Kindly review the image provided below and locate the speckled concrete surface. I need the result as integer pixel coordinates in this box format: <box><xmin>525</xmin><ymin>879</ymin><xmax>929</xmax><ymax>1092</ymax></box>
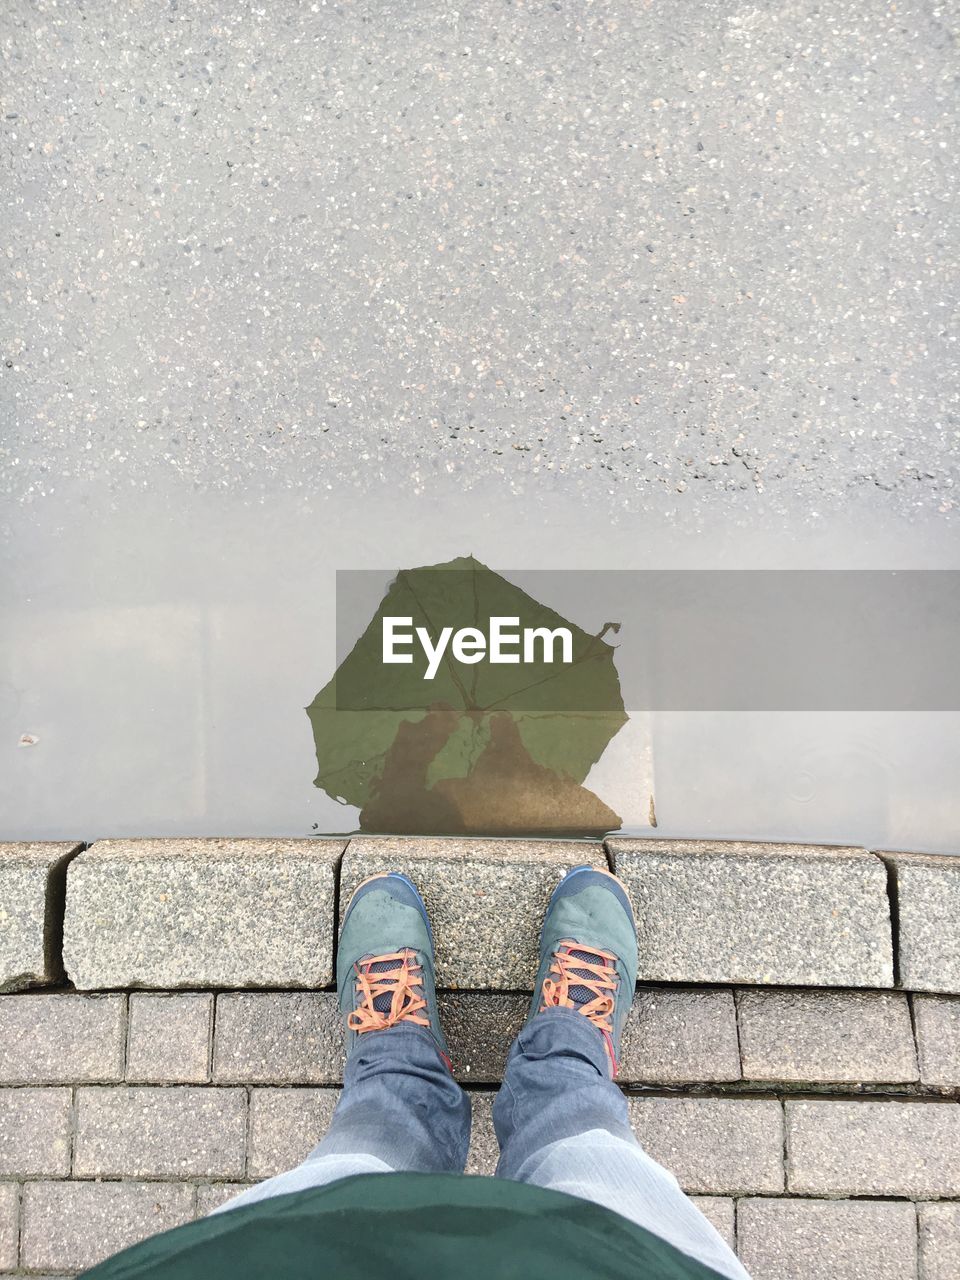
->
<box><xmin>913</xmin><ymin>994</ymin><xmax>960</xmax><ymax>1088</ymax></box>
<box><xmin>73</xmin><ymin>1085</ymin><xmax>247</xmax><ymax>1179</ymax></box>
<box><xmin>919</xmin><ymin>1203</ymin><xmax>960</xmax><ymax>1280</ymax></box>
<box><xmin>62</xmin><ymin>838</ymin><xmax>345</xmax><ymax>989</ymax></box>
<box><xmin>126</xmin><ymin>992</ymin><xmax>213</xmax><ymax>1084</ymax></box>
<box><xmin>247</xmin><ymin>1087</ymin><xmax>339</xmax><ymax>1180</ymax></box>
<box><xmin>736</xmin><ymin>988</ymin><xmax>918</xmax><ymax>1084</ymax></box>
<box><xmin>0</xmin><ymin>841</ymin><xmax>80</xmax><ymax>992</ymax></box>
<box><xmin>212</xmin><ymin>992</ymin><xmax>346</xmax><ymax>1084</ymax></box>
<box><xmin>0</xmin><ymin>1086</ymin><xmax>72</xmax><ymax>1176</ymax></box>
<box><xmin>628</xmin><ymin>1095</ymin><xmax>785</xmax><ymax>1194</ymax></box>
<box><xmin>1</xmin><ymin>0</ymin><xmax>957</xmax><ymax>520</ymax></box>
<box><xmin>882</xmin><ymin>851</ymin><xmax>960</xmax><ymax>993</ymax></box>
<box><xmin>786</xmin><ymin>1097</ymin><xmax>960</xmax><ymax>1197</ymax></box>
<box><xmin>619</xmin><ymin>986</ymin><xmax>741</xmax><ymax>1084</ymax></box>
<box><xmin>439</xmin><ymin>991</ymin><xmax>527</xmax><ymax>1081</ymax></box>
<box><xmin>0</xmin><ymin>993</ymin><xmax>126</xmax><ymax>1084</ymax></box>
<box><xmin>738</xmin><ymin>1198</ymin><xmax>918</xmax><ymax>1280</ymax></box>
<box><xmin>340</xmin><ymin>836</ymin><xmax>606</xmax><ymax>988</ymax></box>
<box><xmin>609</xmin><ymin>838</ymin><xmax>894</xmax><ymax>987</ymax></box>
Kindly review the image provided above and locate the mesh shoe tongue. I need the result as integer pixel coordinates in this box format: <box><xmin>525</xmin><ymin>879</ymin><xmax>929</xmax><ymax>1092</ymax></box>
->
<box><xmin>567</xmin><ymin>947</ymin><xmax>605</xmax><ymax>1006</ymax></box>
<box><xmin>368</xmin><ymin>958</ymin><xmax>400</xmax><ymax>1014</ymax></box>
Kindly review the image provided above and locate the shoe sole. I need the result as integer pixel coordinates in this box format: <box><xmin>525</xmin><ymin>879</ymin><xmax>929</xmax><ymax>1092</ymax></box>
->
<box><xmin>343</xmin><ymin>871</ymin><xmax>436</xmax><ymax>950</ymax></box>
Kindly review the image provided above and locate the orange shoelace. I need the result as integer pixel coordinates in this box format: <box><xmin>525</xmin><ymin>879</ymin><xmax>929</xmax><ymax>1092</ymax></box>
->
<box><xmin>347</xmin><ymin>949</ymin><xmax>431</xmax><ymax>1034</ymax></box>
<box><xmin>540</xmin><ymin>941</ymin><xmax>620</xmax><ymax>1071</ymax></box>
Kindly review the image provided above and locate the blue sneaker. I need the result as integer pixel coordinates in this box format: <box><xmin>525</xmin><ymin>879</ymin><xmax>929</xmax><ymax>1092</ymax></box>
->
<box><xmin>528</xmin><ymin>865</ymin><xmax>638</xmax><ymax>1076</ymax></box>
<box><xmin>336</xmin><ymin>872</ymin><xmax>451</xmax><ymax>1067</ymax></box>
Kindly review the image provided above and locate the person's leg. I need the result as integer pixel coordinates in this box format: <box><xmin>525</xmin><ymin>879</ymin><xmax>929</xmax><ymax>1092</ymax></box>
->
<box><xmin>493</xmin><ymin>867</ymin><xmax>750</xmax><ymax>1280</ymax></box>
<box><xmin>494</xmin><ymin>1008</ymin><xmax>750</xmax><ymax>1280</ymax></box>
<box><xmin>212</xmin><ymin>873</ymin><xmax>471</xmax><ymax>1216</ymax></box>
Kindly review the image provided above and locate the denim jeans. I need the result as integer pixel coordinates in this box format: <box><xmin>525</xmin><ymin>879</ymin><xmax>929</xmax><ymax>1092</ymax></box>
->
<box><xmin>214</xmin><ymin>1008</ymin><xmax>750</xmax><ymax>1280</ymax></box>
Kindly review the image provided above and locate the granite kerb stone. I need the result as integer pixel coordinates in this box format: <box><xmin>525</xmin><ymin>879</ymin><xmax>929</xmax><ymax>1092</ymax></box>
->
<box><xmin>0</xmin><ymin>841</ymin><xmax>84</xmax><ymax>993</ymax></box>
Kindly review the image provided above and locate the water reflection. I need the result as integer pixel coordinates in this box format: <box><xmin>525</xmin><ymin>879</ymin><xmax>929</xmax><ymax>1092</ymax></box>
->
<box><xmin>307</xmin><ymin>557</ymin><xmax>626</xmax><ymax>836</ymax></box>
<box><xmin>1</xmin><ymin>482</ymin><xmax>958</xmax><ymax>852</ymax></box>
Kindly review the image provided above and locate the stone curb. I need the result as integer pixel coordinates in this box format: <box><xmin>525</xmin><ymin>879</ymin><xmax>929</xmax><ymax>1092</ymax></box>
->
<box><xmin>339</xmin><ymin>836</ymin><xmax>607</xmax><ymax>990</ymax></box>
<box><xmin>62</xmin><ymin>838</ymin><xmax>345</xmax><ymax>990</ymax></box>
<box><xmin>1</xmin><ymin>837</ymin><xmax>958</xmax><ymax>997</ymax></box>
<box><xmin>607</xmin><ymin>839</ymin><xmax>894</xmax><ymax>988</ymax></box>
<box><xmin>0</xmin><ymin>843</ymin><xmax>82</xmax><ymax>993</ymax></box>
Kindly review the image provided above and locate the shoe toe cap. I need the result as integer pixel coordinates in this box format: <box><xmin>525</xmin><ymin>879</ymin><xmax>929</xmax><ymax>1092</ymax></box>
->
<box><xmin>347</xmin><ymin>871</ymin><xmax>427</xmax><ymax>918</ymax></box>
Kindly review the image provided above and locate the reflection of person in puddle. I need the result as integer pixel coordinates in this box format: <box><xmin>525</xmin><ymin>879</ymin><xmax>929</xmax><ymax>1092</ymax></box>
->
<box><xmin>361</xmin><ymin>703</ymin><xmax>622</xmax><ymax>836</ymax></box>
<box><xmin>86</xmin><ymin>868</ymin><xmax>751</xmax><ymax>1280</ymax></box>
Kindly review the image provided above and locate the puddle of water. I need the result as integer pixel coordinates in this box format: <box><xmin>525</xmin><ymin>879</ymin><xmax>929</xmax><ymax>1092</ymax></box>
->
<box><xmin>643</xmin><ymin>710</ymin><xmax>960</xmax><ymax>852</ymax></box>
<box><xmin>2</xmin><ymin>478</ymin><xmax>958</xmax><ymax>852</ymax></box>
<box><xmin>3</xmin><ymin>0</ymin><xmax>958</xmax><ymax>851</ymax></box>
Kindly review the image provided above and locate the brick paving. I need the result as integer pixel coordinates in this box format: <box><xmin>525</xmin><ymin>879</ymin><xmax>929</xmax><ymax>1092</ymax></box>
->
<box><xmin>620</xmin><ymin>988</ymin><xmax>741</xmax><ymax>1084</ymax></box>
<box><xmin>0</xmin><ymin>1090</ymin><xmax>72</xmax><ymax>1178</ymax></box>
<box><xmin>212</xmin><ymin>993</ymin><xmax>344</xmax><ymax>1084</ymax></box>
<box><xmin>882</xmin><ymin>853</ymin><xmax>960</xmax><ymax>994</ymax></box>
<box><xmin>736</xmin><ymin>989</ymin><xmax>918</xmax><ymax>1085</ymax></box>
<box><xmin>919</xmin><ymin>1203</ymin><xmax>960</xmax><ymax>1280</ymax></box>
<box><xmin>126</xmin><ymin>994</ymin><xmax>213</xmax><ymax>1085</ymax></box>
<box><xmin>0</xmin><ymin>835</ymin><xmax>958</xmax><ymax>1276</ymax></box>
<box><xmin>785</xmin><ymin>1099</ymin><xmax>960</xmax><ymax>1198</ymax></box>
<box><xmin>914</xmin><ymin>995</ymin><xmax>960</xmax><ymax>1089</ymax></box>
<box><xmin>737</xmin><ymin>1199</ymin><xmax>918</xmax><ymax>1280</ymax></box>
<box><xmin>73</xmin><ymin>1087</ymin><xmax>247</xmax><ymax>1181</ymax></box>
<box><xmin>19</xmin><ymin>1183</ymin><xmax>194</xmax><ymax>1275</ymax></box>
<box><xmin>0</xmin><ymin>995</ymin><xmax>125</xmax><ymax>1084</ymax></box>
<box><xmin>627</xmin><ymin>1097</ymin><xmax>785</xmax><ymax>1195</ymax></box>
